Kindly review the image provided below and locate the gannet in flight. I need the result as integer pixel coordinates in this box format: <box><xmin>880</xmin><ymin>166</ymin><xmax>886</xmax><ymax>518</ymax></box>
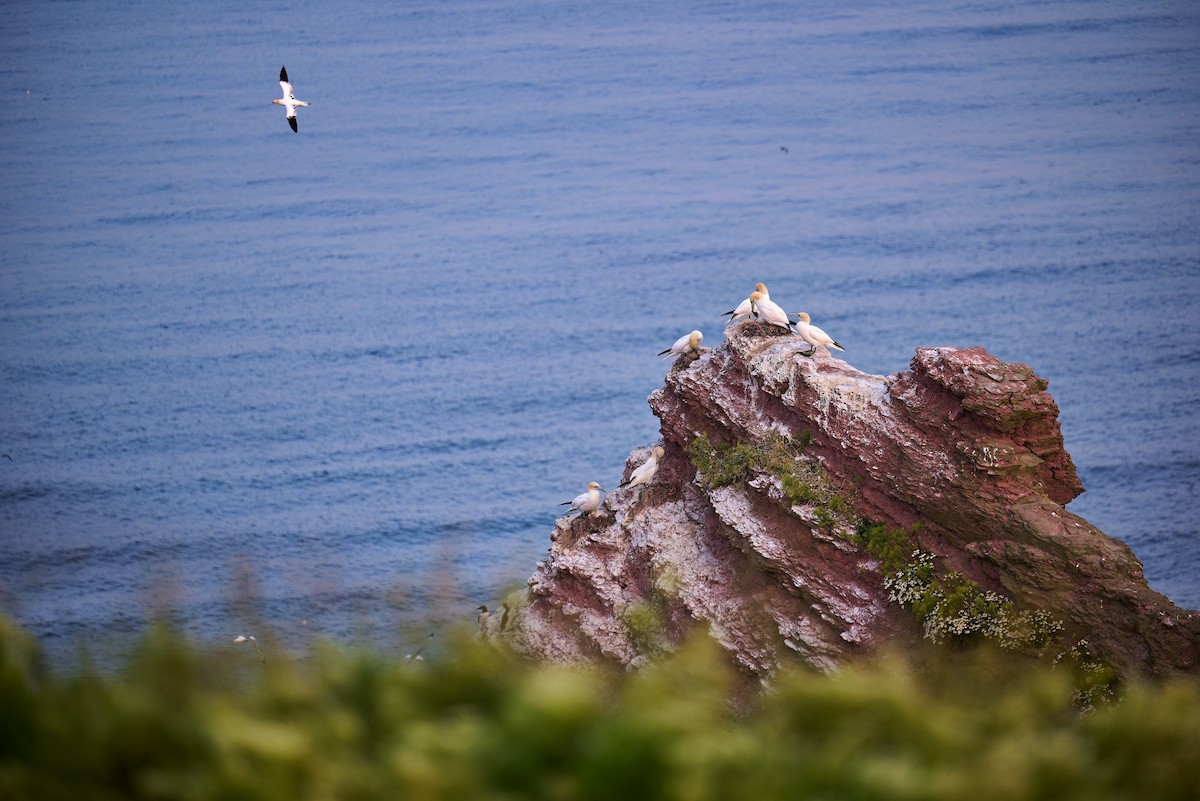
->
<box><xmin>272</xmin><ymin>66</ymin><xmax>309</xmax><ymax>132</ymax></box>
<box><xmin>723</xmin><ymin>283</ymin><xmax>769</xmax><ymax>322</ymax></box>
<box><xmin>233</xmin><ymin>634</ymin><xmax>266</xmax><ymax>663</ymax></box>
<box><xmin>559</xmin><ymin>481</ymin><xmax>605</xmax><ymax>515</ymax></box>
<box><xmin>749</xmin><ymin>291</ymin><xmax>792</xmax><ymax>331</ymax></box>
<box><xmin>622</xmin><ymin>446</ymin><xmax>664</xmax><ymax>488</ymax></box>
<box><xmin>658</xmin><ymin>330</ymin><xmax>704</xmax><ymax>360</ymax></box>
<box><xmin>792</xmin><ymin>312</ymin><xmax>845</xmax><ymax>353</ymax></box>
<box><xmin>405</xmin><ymin>633</ymin><xmax>434</xmax><ymax>660</ymax></box>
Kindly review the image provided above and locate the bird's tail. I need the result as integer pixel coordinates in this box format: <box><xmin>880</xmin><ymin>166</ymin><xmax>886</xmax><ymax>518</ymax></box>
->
<box><xmin>830</xmin><ymin>342</ymin><xmax>845</xmax><ymax>351</ymax></box>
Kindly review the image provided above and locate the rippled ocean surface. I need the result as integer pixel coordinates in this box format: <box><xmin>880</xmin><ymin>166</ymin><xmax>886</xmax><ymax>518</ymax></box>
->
<box><xmin>2</xmin><ymin>0</ymin><xmax>1197</xmax><ymax>665</ymax></box>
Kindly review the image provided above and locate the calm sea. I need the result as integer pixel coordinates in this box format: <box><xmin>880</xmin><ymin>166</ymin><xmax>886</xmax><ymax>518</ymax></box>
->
<box><xmin>2</xmin><ymin>0</ymin><xmax>1197</xmax><ymax>666</ymax></box>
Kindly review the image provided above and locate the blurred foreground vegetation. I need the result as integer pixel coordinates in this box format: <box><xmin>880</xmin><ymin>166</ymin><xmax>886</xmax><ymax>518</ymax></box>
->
<box><xmin>2</xmin><ymin>614</ymin><xmax>1198</xmax><ymax>801</ymax></box>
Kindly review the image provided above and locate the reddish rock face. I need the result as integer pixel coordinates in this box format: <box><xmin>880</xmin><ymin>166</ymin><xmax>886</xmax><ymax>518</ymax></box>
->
<box><xmin>506</xmin><ymin>328</ymin><xmax>1200</xmax><ymax>680</ymax></box>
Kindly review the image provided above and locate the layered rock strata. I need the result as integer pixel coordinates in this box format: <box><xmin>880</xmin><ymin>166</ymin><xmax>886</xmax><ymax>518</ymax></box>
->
<box><xmin>503</xmin><ymin>326</ymin><xmax>1200</xmax><ymax>680</ymax></box>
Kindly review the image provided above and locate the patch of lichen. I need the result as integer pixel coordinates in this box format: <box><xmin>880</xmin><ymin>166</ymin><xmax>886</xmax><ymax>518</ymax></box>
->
<box><xmin>686</xmin><ymin>432</ymin><xmax>852</xmax><ymax>528</ymax></box>
<box><xmin>1053</xmin><ymin>638</ymin><xmax>1120</xmax><ymax>713</ymax></box>
<box><xmin>854</xmin><ymin>520</ymin><xmax>1067</xmax><ymax>656</ymax></box>
<box><xmin>685</xmin><ymin>434</ymin><xmax>759</xmax><ymax>488</ymax></box>
<box><xmin>853</xmin><ymin>519</ymin><xmax>917</xmax><ymax>578</ymax></box>
<box><xmin>621</xmin><ymin>600</ymin><xmax>669</xmax><ymax>659</ymax></box>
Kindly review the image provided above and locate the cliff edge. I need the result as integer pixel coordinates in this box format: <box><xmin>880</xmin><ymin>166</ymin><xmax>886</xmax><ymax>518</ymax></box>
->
<box><xmin>501</xmin><ymin>325</ymin><xmax>1200</xmax><ymax>680</ymax></box>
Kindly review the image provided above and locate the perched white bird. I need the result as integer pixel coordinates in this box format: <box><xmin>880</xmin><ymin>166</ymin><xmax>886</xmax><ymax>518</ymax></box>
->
<box><xmin>271</xmin><ymin>65</ymin><xmax>310</xmax><ymax>132</ymax></box>
<box><xmin>723</xmin><ymin>283</ymin><xmax>770</xmax><ymax>322</ymax></box>
<box><xmin>658</xmin><ymin>330</ymin><xmax>704</xmax><ymax>360</ymax></box>
<box><xmin>749</xmin><ymin>291</ymin><xmax>792</xmax><ymax>331</ymax></box>
<box><xmin>792</xmin><ymin>312</ymin><xmax>845</xmax><ymax>353</ymax></box>
<box><xmin>233</xmin><ymin>634</ymin><xmax>266</xmax><ymax>663</ymax></box>
<box><xmin>558</xmin><ymin>481</ymin><xmax>605</xmax><ymax>515</ymax></box>
<box><xmin>622</xmin><ymin>446</ymin><xmax>664</xmax><ymax>488</ymax></box>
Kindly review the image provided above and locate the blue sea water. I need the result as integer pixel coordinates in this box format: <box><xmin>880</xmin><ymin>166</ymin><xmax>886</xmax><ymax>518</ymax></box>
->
<box><xmin>1</xmin><ymin>0</ymin><xmax>1197</xmax><ymax>666</ymax></box>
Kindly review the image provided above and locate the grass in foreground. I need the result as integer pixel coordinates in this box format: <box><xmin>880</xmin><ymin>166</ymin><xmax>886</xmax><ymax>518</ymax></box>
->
<box><xmin>1</xmin><ymin>614</ymin><xmax>1198</xmax><ymax>800</ymax></box>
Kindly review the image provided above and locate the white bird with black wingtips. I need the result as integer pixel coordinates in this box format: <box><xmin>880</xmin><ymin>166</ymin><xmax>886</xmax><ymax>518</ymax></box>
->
<box><xmin>559</xmin><ymin>481</ymin><xmax>605</xmax><ymax>516</ymax></box>
<box><xmin>792</xmin><ymin>312</ymin><xmax>845</xmax><ymax>354</ymax></box>
<box><xmin>621</xmin><ymin>446</ymin><xmax>664</xmax><ymax>489</ymax></box>
<box><xmin>723</xmin><ymin>283</ymin><xmax>769</xmax><ymax>323</ymax></box>
<box><xmin>272</xmin><ymin>65</ymin><xmax>310</xmax><ymax>132</ymax></box>
<box><xmin>749</xmin><ymin>291</ymin><xmax>792</xmax><ymax>331</ymax></box>
<box><xmin>233</xmin><ymin>634</ymin><xmax>266</xmax><ymax>663</ymax></box>
<box><xmin>658</xmin><ymin>330</ymin><xmax>704</xmax><ymax>360</ymax></box>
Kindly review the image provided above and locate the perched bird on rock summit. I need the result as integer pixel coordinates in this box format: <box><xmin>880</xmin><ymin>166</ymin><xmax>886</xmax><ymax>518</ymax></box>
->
<box><xmin>792</xmin><ymin>312</ymin><xmax>845</xmax><ymax>353</ymax></box>
<box><xmin>749</xmin><ymin>291</ymin><xmax>793</xmax><ymax>331</ymax></box>
<box><xmin>723</xmin><ymin>283</ymin><xmax>769</xmax><ymax>322</ymax></box>
<box><xmin>272</xmin><ymin>65</ymin><xmax>310</xmax><ymax>132</ymax></box>
<box><xmin>559</xmin><ymin>481</ymin><xmax>605</xmax><ymax>515</ymax></box>
<box><xmin>621</xmin><ymin>446</ymin><xmax>664</xmax><ymax>488</ymax></box>
<box><xmin>658</xmin><ymin>330</ymin><xmax>704</xmax><ymax>360</ymax></box>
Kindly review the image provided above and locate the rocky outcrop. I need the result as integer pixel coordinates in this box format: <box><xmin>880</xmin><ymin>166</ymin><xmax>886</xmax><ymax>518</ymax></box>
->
<box><xmin>503</xmin><ymin>325</ymin><xmax>1200</xmax><ymax>680</ymax></box>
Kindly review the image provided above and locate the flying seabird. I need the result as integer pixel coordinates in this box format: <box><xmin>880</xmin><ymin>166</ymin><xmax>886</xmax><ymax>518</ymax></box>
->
<box><xmin>272</xmin><ymin>65</ymin><xmax>310</xmax><ymax>132</ymax></box>
<box><xmin>658</xmin><ymin>330</ymin><xmax>704</xmax><ymax>360</ymax></box>
<box><xmin>621</xmin><ymin>445</ymin><xmax>664</xmax><ymax>489</ymax></box>
<box><xmin>559</xmin><ymin>481</ymin><xmax>605</xmax><ymax>516</ymax></box>
<box><xmin>405</xmin><ymin>633</ymin><xmax>434</xmax><ymax>660</ymax></box>
<box><xmin>792</xmin><ymin>312</ymin><xmax>845</xmax><ymax>353</ymax></box>
<box><xmin>233</xmin><ymin>634</ymin><xmax>266</xmax><ymax>663</ymax></box>
<box><xmin>723</xmin><ymin>283</ymin><xmax>770</xmax><ymax>322</ymax></box>
<box><xmin>749</xmin><ymin>291</ymin><xmax>792</xmax><ymax>331</ymax></box>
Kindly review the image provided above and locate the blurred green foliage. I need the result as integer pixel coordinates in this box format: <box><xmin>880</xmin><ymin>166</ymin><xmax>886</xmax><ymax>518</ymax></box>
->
<box><xmin>2</xmin><ymin>613</ymin><xmax>1199</xmax><ymax>801</ymax></box>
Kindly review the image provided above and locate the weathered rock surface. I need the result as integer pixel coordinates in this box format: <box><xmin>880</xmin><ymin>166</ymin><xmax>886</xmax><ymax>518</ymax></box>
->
<box><xmin>504</xmin><ymin>326</ymin><xmax>1200</xmax><ymax>680</ymax></box>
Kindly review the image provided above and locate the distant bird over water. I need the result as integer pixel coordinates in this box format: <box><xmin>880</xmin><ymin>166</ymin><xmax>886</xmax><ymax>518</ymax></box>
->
<box><xmin>658</xmin><ymin>330</ymin><xmax>704</xmax><ymax>360</ymax></box>
<box><xmin>559</xmin><ymin>481</ymin><xmax>605</xmax><ymax>516</ymax></box>
<box><xmin>792</xmin><ymin>312</ymin><xmax>845</xmax><ymax>354</ymax></box>
<box><xmin>272</xmin><ymin>65</ymin><xmax>309</xmax><ymax>132</ymax></box>
<box><xmin>233</xmin><ymin>634</ymin><xmax>266</xmax><ymax>663</ymax></box>
<box><xmin>405</xmin><ymin>633</ymin><xmax>434</xmax><ymax>660</ymax></box>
